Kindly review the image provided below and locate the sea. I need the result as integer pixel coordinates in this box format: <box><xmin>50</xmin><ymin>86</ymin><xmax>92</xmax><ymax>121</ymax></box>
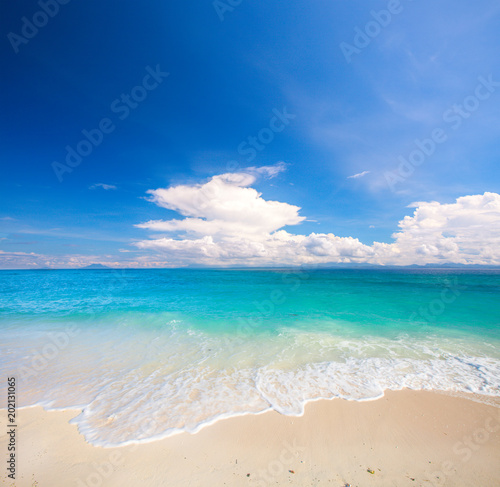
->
<box><xmin>0</xmin><ymin>268</ymin><xmax>499</xmax><ymax>447</ymax></box>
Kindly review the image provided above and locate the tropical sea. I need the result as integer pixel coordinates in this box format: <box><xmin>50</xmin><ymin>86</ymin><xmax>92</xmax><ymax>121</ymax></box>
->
<box><xmin>0</xmin><ymin>268</ymin><xmax>499</xmax><ymax>447</ymax></box>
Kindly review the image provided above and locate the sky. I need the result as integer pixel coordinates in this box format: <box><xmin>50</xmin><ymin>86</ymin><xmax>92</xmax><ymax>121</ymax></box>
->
<box><xmin>1</xmin><ymin>0</ymin><xmax>499</xmax><ymax>268</ymax></box>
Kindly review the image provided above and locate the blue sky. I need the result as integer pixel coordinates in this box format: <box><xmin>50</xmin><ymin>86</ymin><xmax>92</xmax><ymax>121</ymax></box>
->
<box><xmin>1</xmin><ymin>0</ymin><xmax>499</xmax><ymax>268</ymax></box>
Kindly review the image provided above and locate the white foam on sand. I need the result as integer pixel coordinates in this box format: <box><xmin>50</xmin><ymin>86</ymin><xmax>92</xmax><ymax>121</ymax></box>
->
<box><xmin>1</xmin><ymin>321</ymin><xmax>499</xmax><ymax>447</ymax></box>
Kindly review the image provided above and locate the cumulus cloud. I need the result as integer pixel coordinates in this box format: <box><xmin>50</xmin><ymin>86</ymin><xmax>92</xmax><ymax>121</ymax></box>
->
<box><xmin>136</xmin><ymin>231</ymin><xmax>374</xmax><ymax>266</ymax></box>
<box><xmin>135</xmin><ymin>166</ymin><xmax>500</xmax><ymax>267</ymax></box>
<box><xmin>388</xmin><ymin>192</ymin><xmax>500</xmax><ymax>265</ymax></box>
<box><xmin>89</xmin><ymin>183</ymin><xmax>117</xmax><ymax>190</ymax></box>
<box><xmin>139</xmin><ymin>168</ymin><xmax>304</xmax><ymax>238</ymax></box>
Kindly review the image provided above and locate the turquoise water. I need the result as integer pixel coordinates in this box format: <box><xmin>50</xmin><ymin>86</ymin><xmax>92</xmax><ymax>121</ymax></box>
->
<box><xmin>0</xmin><ymin>269</ymin><xmax>499</xmax><ymax>446</ymax></box>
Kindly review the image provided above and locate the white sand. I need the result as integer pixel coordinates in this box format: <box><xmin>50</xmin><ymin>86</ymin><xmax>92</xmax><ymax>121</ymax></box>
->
<box><xmin>1</xmin><ymin>390</ymin><xmax>499</xmax><ymax>486</ymax></box>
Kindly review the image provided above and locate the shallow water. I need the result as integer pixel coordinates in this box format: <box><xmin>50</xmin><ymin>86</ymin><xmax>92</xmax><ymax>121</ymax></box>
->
<box><xmin>1</xmin><ymin>268</ymin><xmax>499</xmax><ymax>446</ymax></box>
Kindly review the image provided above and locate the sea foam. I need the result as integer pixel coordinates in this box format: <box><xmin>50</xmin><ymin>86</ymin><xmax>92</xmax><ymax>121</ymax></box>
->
<box><xmin>2</xmin><ymin>321</ymin><xmax>499</xmax><ymax>447</ymax></box>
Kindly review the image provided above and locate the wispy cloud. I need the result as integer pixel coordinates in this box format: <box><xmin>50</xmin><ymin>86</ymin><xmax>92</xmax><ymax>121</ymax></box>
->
<box><xmin>347</xmin><ymin>171</ymin><xmax>370</xmax><ymax>179</ymax></box>
<box><xmin>246</xmin><ymin>161</ymin><xmax>287</xmax><ymax>179</ymax></box>
<box><xmin>89</xmin><ymin>183</ymin><xmax>117</xmax><ymax>190</ymax></box>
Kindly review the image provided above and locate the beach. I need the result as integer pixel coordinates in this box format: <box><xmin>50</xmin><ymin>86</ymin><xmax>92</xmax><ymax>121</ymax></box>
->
<box><xmin>1</xmin><ymin>269</ymin><xmax>499</xmax><ymax>485</ymax></box>
<box><xmin>3</xmin><ymin>0</ymin><xmax>500</xmax><ymax>483</ymax></box>
<box><xmin>2</xmin><ymin>390</ymin><xmax>499</xmax><ymax>487</ymax></box>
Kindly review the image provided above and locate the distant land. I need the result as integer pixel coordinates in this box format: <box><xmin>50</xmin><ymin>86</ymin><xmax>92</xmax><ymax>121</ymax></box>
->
<box><xmin>2</xmin><ymin>263</ymin><xmax>499</xmax><ymax>271</ymax></box>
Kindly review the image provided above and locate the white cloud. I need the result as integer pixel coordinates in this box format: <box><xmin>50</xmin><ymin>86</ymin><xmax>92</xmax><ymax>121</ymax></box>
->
<box><xmin>347</xmin><ymin>170</ymin><xmax>370</xmax><ymax>179</ymax></box>
<box><xmin>246</xmin><ymin>161</ymin><xmax>287</xmax><ymax>179</ymax></box>
<box><xmin>0</xmin><ymin>250</ymin><xmax>40</xmax><ymax>267</ymax></box>
<box><xmin>0</xmin><ymin>250</ymin><xmax>102</xmax><ymax>269</ymax></box>
<box><xmin>89</xmin><ymin>183</ymin><xmax>117</xmax><ymax>190</ymax></box>
<box><xmin>0</xmin><ymin>250</ymin><xmax>174</xmax><ymax>270</ymax></box>
<box><xmin>135</xmin><ymin>166</ymin><xmax>500</xmax><ymax>266</ymax></box>
<box><xmin>4</xmin><ymin>171</ymin><xmax>498</xmax><ymax>268</ymax></box>
<box><xmin>387</xmin><ymin>192</ymin><xmax>500</xmax><ymax>265</ymax></box>
<box><xmin>136</xmin><ymin>231</ymin><xmax>375</xmax><ymax>266</ymax></box>
<box><xmin>140</xmin><ymin>169</ymin><xmax>304</xmax><ymax>238</ymax></box>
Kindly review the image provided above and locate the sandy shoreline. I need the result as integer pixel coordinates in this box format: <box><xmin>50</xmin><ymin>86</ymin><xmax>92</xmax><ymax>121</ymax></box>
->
<box><xmin>1</xmin><ymin>390</ymin><xmax>499</xmax><ymax>487</ymax></box>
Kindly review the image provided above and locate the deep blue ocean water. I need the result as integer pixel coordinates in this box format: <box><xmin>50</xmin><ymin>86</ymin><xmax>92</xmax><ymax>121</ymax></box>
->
<box><xmin>0</xmin><ymin>269</ymin><xmax>499</xmax><ymax>446</ymax></box>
